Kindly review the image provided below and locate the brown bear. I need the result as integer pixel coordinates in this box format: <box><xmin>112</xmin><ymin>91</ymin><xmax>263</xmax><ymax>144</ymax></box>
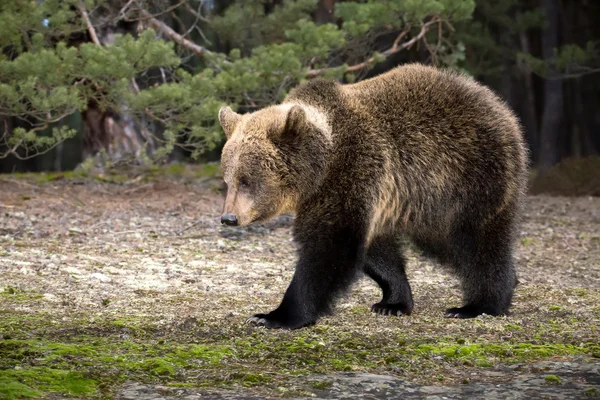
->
<box><xmin>218</xmin><ymin>63</ymin><xmax>529</xmax><ymax>330</ymax></box>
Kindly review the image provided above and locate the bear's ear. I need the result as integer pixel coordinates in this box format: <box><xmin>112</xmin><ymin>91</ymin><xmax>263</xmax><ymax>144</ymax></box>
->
<box><xmin>218</xmin><ymin>106</ymin><xmax>241</xmax><ymax>140</ymax></box>
<box><xmin>284</xmin><ymin>105</ymin><xmax>306</xmax><ymax>133</ymax></box>
<box><xmin>276</xmin><ymin>105</ymin><xmax>307</xmax><ymax>143</ymax></box>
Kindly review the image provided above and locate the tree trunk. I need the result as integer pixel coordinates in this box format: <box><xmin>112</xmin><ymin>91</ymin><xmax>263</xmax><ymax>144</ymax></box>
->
<box><xmin>573</xmin><ymin>78</ymin><xmax>595</xmax><ymax>157</ymax></box>
<box><xmin>538</xmin><ymin>0</ymin><xmax>564</xmax><ymax>171</ymax></box>
<box><xmin>315</xmin><ymin>0</ymin><xmax>336</xmax><ymax>25</ymax></box>
<box><xmin>81</xmin><ymin>22</ymin><xmax>158</xmax><ymax>166</ymax></box>
<box><xmin>517</xmin><ymin>29</ymin><xmax>539</xmax><ymax>164</ymax></box>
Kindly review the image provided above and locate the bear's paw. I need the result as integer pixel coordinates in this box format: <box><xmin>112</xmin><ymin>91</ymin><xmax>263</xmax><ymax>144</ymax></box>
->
<box><xmin>444</xmin><ymin>305</ymin><xmax>504</xmax><ymax>319</ymax></box>
<box><xmin>246</xmin><ymin>313</ymin><xmax>316</xmax><ymax>330</ymax></box>
<box><xmin>370</xmin><ymin>302</ymin><xmax>412</xmax><ymax>317</ymax></box>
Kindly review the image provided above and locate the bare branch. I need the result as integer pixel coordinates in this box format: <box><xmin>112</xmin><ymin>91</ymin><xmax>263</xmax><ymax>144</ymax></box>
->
<box><xmin>422</xmin><ymin>19</ymin><xmax>443</xmax><ymax>65</ymax></box>
<box><xmin>123</xmin><ymin>0</ymin><xmax>187</xmax><ymax>22</ymax></box>
<box><xmin>184</xmin><ymin>1</ymin><xmax>211</xmax><ymax>24</ymax></box>
<box><xmin>307</xmin><ymin>17</ymin><xmax>441</xmax><ymax>78</ymax></box>
<box><xmin>118</xmin><ymin>0</ymin><xmax>136</xmax><ymax>20</ymax></box>
<box><xmin>144</xmin><ymin>11</ymin><xmax>212</xmax><ymax>58</ymax></box>
<box><xmin>77</xmin><ymin>1</ymin><xmax>101</xmax><ymax>46</ymax></box>
<box><xmin>542</xmin><ymin>67</ymin><xmax>600</xmax><ymax>80</ymax></box>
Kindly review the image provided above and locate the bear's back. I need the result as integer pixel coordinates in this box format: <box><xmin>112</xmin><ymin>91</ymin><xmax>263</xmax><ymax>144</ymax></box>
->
<box><xmin>343</xmin><ymin>64</ymin><xmax>517</xmax><ymax>140</ymax></box>
<box><xmin>286</xmin><ymin>64</ymin><xmax>528</xmax><ymax>232</ymax></box>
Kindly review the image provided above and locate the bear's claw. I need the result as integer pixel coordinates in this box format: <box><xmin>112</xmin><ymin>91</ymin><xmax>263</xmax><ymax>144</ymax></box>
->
<box><xmin>246</xmin><ymin>315</ymin><xmax>268</xmax><ymax>326</ymax></box>
<box><xmin>444</xmin><ymin>305</ymin><xmax>503</xmax><ymax>319</ymax></box>
<box><xmin>370</xmin><ymin>303</ymin><xmax>411</xmax><ymax>317</ymax></box>
<box><xmin>246</xmin><ymin>313</ymin><xmax>315</xmax><ymax>330</ymax></box>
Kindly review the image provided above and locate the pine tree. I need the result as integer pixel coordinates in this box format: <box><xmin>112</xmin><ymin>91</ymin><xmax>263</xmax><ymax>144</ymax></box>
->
<box><xmin>0</xmin><ymin>0</ymin><xmax>474</xmax><ymax>167</ymax></box>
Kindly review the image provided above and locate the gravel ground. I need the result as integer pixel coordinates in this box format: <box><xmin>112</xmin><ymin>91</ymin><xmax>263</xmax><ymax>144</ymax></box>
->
<box><xmin>0</xmin><ymin>175</ymin><xmax>598</xmax><ymax>399</ymax></box>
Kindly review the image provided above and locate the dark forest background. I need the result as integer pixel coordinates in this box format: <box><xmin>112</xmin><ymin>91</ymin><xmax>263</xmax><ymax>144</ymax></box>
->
<box><xmin>1</xmin><ymin>0</ymin><xmax>598</xmax><ymax>190</ymax></box>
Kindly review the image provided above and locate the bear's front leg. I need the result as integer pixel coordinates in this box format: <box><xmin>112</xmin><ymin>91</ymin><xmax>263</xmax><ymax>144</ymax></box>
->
<box><xmin>248</xmin><ymin>216</ymin><xmax>368</xmax><ymax>330</ymax></box>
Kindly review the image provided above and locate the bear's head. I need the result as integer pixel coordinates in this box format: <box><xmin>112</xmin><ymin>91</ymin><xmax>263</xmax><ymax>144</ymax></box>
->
<box><xmin>217</xmin><ymin>104</ymin><xmax>329</xmax><ymax>227</ymax></box>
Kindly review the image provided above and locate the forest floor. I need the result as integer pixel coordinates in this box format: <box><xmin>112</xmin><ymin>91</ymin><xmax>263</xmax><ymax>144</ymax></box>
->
<box><xmin>0</xmin><ymin>167</ymin><xmax>598</xmax><ymax>399</ymax></box>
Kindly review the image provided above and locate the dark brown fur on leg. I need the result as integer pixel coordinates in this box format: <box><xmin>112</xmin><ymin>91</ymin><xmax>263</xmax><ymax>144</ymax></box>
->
<box><xmin>444</xmin><ymin>207</ymin><xmax>518</xmax><ymax>318</ymax></box>
<box><xmin>364</xmin><ymin>235</ymin><xmax>414</xmax><ymax>316</ymax></box>
<box><xmin>248</xmin><ymin>191</ymin><xmax>370</xmax><ymax>329</ymax></box>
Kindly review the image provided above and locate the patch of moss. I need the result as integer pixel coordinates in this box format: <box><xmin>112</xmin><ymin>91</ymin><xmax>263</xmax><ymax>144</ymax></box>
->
<box><xmin>568</xmin><ymin>288</ymin><xmax>589</xmax><ymax>297</ymax></box>
<box><xmin>141</xmin><ymin>358</ymin><xmax>176</xmax><ymax>377</ymax></box>
<box><xmin>0</xmin><ymin>304</ymin><xmax>598</xmax><ymax>398</ymax></box>
<box><xmin>8</xmin><ymin>171</ymin><xmax>88</xmax><ymax>184</ymax></box>
<box><xmin>165</xmin><ymin>163</ymin><xmax>186</xmax><ymax>176</ymax></box>
<box><xmin>0</xmin><ymin>368</ymin><xmax>96</xmax><ymax>398</ymax></box>
<box><xmin>0</xmin><ymin>377</ymin><xmax>42</xmax><ymax>400</ymax></box>
<box><xmin>131</xmin><ymin>162</ymin><xmax>222</xmax><ymax>182</ymax></box>
<box><xmin>310</xmin><ymin>380</ymin><xmax>332</xmax><ymax>390</ymax></box>
<box><xmin>196</xmin><ymin>163</ymin><xmax>221</xmax><ymax>179</ymax></box>
<box><xmin>415</xmin><ymin>342</ymin><xmax>585</xmax><ymax>365</ymax></box>
<box><xmin>241</xmin><ymin>373</ymin><xmax>270</xmax><ymax>387</ymax></box>
<box><xmin>94</xmin><ymin>173</ymin><xmax>129</xmax><ymax>184</ymax></box>
<box><xmin>504</xmin><ymin>324</ymin><xmax>523</xmax><ymax>331</ymax></box>
<box><xmin>544</xmin><ymin>375</ymin><xmax>561</xmax><ymax>385</ymax></box>
<box><xmin>328</xmin><ymin>359</ymin><xmax>353</xmax><ymax>371</ymax></box>
<box><xmin>172</xmin><ymin>343</ymin><xmax>233</xmax><ymax>365</ymax></box>
<box><xmin>520</xmin><ymin>237</ymin><xmax>533</xmax><ymax>245</ymax></box>
<box><xmin>530</xmin><ymin>156</ymin><xmax>600</xmax><ymax>196</ymax></box>
<box><xmin>0</xmin><ymin>287</ymin><xmax>43</xmax><ymax>303</ymax></box>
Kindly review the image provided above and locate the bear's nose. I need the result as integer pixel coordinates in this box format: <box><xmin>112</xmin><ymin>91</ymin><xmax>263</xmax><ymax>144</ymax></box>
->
<box><xmin>221</xmin><ymin>213</ymin><xmax>238</xmax><ymax>226</ymax></box>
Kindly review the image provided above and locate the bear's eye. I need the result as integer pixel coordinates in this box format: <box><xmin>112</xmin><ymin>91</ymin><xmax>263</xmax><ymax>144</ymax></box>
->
<box><xmin>239</xmin><ymin>177</ymin><xmax>251</xmax><ymax>189</ymax></box>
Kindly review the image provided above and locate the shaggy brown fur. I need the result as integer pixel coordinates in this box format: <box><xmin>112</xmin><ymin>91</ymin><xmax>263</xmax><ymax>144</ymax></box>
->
<box><xmin>218</xmin><ymin>63</ymin><xmax>529</xmax><ymax>329</ymax></box>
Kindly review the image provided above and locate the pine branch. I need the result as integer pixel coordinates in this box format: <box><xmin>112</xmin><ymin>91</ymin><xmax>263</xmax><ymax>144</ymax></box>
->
<box><xmin>307</xmin><ymin>17</ymin><xmax>441</xmax><ymax>78</ymax></box>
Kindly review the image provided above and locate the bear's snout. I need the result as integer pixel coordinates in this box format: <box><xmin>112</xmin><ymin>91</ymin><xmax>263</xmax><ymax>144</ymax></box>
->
<box><xmin>221</xmin><ymin>213</ymin><xmax>238</xmax><ymax>226</ymax></box>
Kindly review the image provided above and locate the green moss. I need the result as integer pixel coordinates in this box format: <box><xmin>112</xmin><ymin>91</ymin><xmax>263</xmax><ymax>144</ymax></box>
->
<box><xmin>2</xmin><ymin>287</ymin><xmax>17</xmax><ymax>295</ymax></box>
<box><xmin>544</xmin><ymin>375</ymin><xmax>561</xmax><ymax>385</ymax></box>
<box><xmin>241</xmin><ymin>373</ymin><xmax>270</xmax><ymax>387</ymax></box>
<box><xmin>530</xmin><ymin>156</ymin><xmax>600</xmax><ymax>196</ymax></box>
<box><xmin>415</xmin><ymin>342</ymin><xmax>585</xmax><ymax>366</ymax></box>
<box><xmin>0</xmin><ymin>378</ymin><xmax>42</xmax><ymax>399</ymax></box>
<box><xmin>310</xmin><ymin>380</ymin><xmax>332</xmax><ymax>390</ymax></box>
<box><xmin>349</xmin><ymin>307</ymin><xmax>369</xmax><ymax>315</ymax></box>
<box><xmin>173</xmin><ymin>344</ymin><xmax>233</xmax><ymax>365</ymax></box>
<box><xmin>0</xmin><ymin>368</ymin><xmax>96</xmax><ymax>398</ymax></box>
<box><xmin>141</xmin><ymin>358</ymin><xmax>176</xmax><ymax>376</ymax></box>
<box><xmin>94</xmin><ymin>173</ymin><xmax>129</xmax><ymax>184</ymax></box>
<box><xmin>573</xmin><ymin>289</ymin><xmax>588</xmax><ymax>297</ymax></box>
<box><xmin>328</xmin><ymin>359</ymin><xmax>353</xmax><ymax>371</ymax></box>
<box><xmin>520</xmin><ymin>237</ymin><xmax>533</xmax><ymax>245</ymax></box>
<box><xmin>0</xmin><ymin>303</ymin><xmax>598</xmax><ymax>398</ymax></box>
<box><xmin>504</xmin><ymin>324</ymin><xmax>523</xmax><ymax>331</ymax></box>
<box><xmin>7</xmin><ymin>171</ymin><xmax>88</xmax><ymax>184</ymax></box>
<box><xmin>0</xmin><ymin>287</ymin><xmax>43</xmax><ymax>303</ymax></box>
<box><xmin>196</xmin><ymin>163</ymin><xmax>221</xmax><ymax>178</ymax></box>
<box><xmin>549</xmin><ymin>305</ymin><xmax>562</xmax><ymax>311</ymax></box>
<box><xmin>165</xmin><ymin>163</ymin><xmax>186</xmax><ymax>176</ymax></box>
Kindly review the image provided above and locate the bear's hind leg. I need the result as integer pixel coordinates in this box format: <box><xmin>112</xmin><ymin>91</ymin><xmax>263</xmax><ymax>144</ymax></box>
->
<box><xmin>445</xmin><ymin>217</ymin><xmax>517</xmax><ymax>319</ymax></box>
<box><xmin>364</xmin><ymin>235</ymin><xmax>414</xmax><ymax>316</ymax></box>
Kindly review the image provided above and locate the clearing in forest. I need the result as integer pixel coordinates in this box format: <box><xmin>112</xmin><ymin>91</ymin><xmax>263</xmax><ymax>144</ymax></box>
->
<box><xmin>0</xmin><ymin>171</ymin><xmax>598</xmax><ymax>399</ymax></box>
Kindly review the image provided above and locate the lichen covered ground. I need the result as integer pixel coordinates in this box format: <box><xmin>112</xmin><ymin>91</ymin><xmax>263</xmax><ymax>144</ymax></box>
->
<box><xmin>0</xmin><ymin>169</ymin><xmax>598</xmax><ymax>399</ymax></box>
